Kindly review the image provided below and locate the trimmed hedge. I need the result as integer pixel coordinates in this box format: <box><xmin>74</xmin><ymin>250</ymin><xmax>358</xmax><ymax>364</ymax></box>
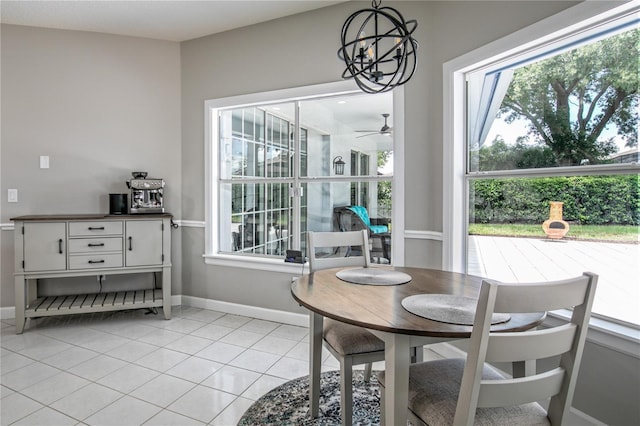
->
<box><xmin>470</xmin><ymin>175</ymin><xmax>639</xmax><ymax>225</ymax></box>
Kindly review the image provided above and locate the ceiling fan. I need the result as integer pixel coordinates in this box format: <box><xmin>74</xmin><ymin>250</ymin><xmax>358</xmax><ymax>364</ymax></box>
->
<box><xmin>356</xmin><ymin>113</ymin><xmax>392</xmax><ymax>138</ymax></box>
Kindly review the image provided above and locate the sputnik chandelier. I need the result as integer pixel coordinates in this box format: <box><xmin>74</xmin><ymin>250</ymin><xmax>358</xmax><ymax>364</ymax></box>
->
<box><xmin>338</xmin><ymin>0</ymin><xmax>418</xmax><ymax>94</ymax></box>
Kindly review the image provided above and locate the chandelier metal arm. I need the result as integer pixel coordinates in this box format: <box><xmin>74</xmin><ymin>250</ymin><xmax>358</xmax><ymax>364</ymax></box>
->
<box><xmin>338</xmin><ymin>1</ymin><xmax>418</xmax><ymax>94</ymax></box>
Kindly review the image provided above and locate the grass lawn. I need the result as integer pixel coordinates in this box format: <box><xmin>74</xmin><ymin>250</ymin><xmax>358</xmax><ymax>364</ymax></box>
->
<box><xmin>469</xmin><ymin>223</ymin><xmax>639</xmax><ymax>243</ymax></box>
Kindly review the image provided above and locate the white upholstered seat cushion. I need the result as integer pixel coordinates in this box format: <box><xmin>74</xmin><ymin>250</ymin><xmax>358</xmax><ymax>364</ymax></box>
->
<box><xmin>323</xmin><ymin>318</ymin><xmax>385</xmax><ymax>356</ymax></box>
<box><xmin>378</xmin><ymin>358</ymin><xmax>550</xmax><ymax>426</ymax></box>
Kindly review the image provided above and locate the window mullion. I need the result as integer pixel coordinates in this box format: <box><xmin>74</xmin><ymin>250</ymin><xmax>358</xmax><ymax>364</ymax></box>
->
<box><xmin>291</xmin><ymin>101</ymin><xmax>302</xmax><ymax>250</ymax></box>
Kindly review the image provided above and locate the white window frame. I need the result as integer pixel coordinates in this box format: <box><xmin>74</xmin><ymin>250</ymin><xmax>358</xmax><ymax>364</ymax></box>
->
<box><xmin>204</xmin><ymin>80</ymin><xmax>406</xmax><ymax>272</ymax></box>
<box><xmin>443</xmin><ymin>1</ymin><xmax>640</xmax><ymax>348</ymax></box>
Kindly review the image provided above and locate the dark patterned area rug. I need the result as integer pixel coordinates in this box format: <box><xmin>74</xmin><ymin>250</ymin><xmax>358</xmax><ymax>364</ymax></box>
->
<box><xmin>238</xmin><ymin>370</ymin><xmax>381</xmax><ymax>425</ymax></box>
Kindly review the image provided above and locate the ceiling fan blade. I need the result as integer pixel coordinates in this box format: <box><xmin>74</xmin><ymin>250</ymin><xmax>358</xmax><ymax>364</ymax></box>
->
<box><xmin>355</xmin><ymin>113</ymin><xmax>392</xmax><ymax>136</ymax></box>
<box><xmin>356</xmin><ymin>132</ymin><xmax>379</xmax><ymax>138</ymax></box>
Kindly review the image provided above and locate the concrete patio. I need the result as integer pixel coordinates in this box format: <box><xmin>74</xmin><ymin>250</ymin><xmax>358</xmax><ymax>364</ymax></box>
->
<box><xmin>468</xmin><ymin>235</ymin><xmax>640</xmax><ymax>325</ymax></box>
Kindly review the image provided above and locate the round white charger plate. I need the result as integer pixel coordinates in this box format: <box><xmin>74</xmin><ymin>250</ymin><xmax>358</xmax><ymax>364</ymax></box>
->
<box><xmin>335</xmin><ymin>267</ymin><xmax>412</xmax><ymax>285</ymax></box>
<box><xmin>401</xmin><ymin>294</ymin><xmax>511</xmax><ymax>325</ymax></box>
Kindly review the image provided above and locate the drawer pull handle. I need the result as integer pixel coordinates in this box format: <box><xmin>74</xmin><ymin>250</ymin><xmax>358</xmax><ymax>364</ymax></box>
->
<box><xmin>88</xmin><ymin>227</ymin><xmax>105</xmax><ymax>231</ymax></box>
<box><xmin>58</xmin><ymin>239</ymin><xmax>63</xmax><ymax>254</ymax></box>
<box><xmin>88</xmin><ymin>243</ymin><xmax>105</xmax><ymax>247</ymax></box>
<box><xmin>88</xmin><ymin>260</ymin><xmax>105</xmax><ymax>264</ymax></box>
<box><xmin>128</xmin><ymin>236</ymin><xmax>133</xmax><ymax>251</ymax></box>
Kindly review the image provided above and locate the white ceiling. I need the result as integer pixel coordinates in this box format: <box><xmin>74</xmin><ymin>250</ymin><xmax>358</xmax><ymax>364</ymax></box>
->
<box><xmin>0</xmin><ymin>0</ymin><xmax>348</xmax><ymax>42</ymax></box>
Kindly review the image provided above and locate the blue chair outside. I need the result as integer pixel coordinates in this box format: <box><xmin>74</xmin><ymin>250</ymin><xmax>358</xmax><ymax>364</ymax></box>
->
<box><xmin>347</xmin><ymin>206</ymin><xmax>388</xmax><ymax>234</ymax></box>
<box><xmin>333</xmin><ymin>206</ymin><xmax>391</xmax><ymax>263</ymax></box>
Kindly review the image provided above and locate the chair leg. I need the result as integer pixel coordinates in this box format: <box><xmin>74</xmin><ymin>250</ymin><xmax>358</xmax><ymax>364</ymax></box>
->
<box><xmin>363</xmin><ymin>362</ymin><xmax>373</xmax><ymax>382</ymax></box>
<box><xmin>379</xmin><ymin>379</ymin><xmax>386</xmax><ymax>423</ymax></box>
<box><xmin>340</xmin><ymin>357</ymin><xmax>353</xmax><ymax>426</ymax></box>
<box><xmin>410</xmin><ymin>346</ymin><xmax>424</xmax><ymax>363</ymax></box>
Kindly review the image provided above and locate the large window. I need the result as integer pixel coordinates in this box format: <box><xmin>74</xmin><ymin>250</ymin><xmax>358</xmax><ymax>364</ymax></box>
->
<box><xmin>446</xmin><ymin>3</ymin><xmax>639</xmax><ymax>327</ymax></box>
<box><xmin>206</xmin><ymin>83</ymin><xmax>396</xmax><ymax>268</ymax></box>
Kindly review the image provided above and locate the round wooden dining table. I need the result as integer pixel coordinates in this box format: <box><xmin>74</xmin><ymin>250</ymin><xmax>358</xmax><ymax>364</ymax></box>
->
<box><xmin>291</xmin><ymin>266</ymin><xmax>545</xmax><ymax>426</ymax></box>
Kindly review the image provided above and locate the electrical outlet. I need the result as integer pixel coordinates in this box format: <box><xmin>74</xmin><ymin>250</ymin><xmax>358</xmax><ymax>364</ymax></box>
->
<box><xmin>8</xmin><ymin>189</ymin><xmax>18</xmax><ymax>203</ymax></box>
<box><xmin>40</xmin><ymin>156</ymin><xmax>50</xmax><ymax>169</ymax></box>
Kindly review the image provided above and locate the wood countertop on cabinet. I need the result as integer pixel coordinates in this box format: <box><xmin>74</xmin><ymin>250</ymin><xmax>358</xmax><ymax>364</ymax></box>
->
<box><xmin>11</xmin><ymin>213</ymin><xmax>173</xmax><ymax>221</ymax></box>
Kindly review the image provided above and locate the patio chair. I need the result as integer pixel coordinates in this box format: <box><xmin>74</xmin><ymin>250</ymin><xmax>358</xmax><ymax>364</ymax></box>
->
<box><xmin>333</xmin><ymin>206</ymin><xmax>391</xmax><ymax>262</ymax></box>
<box><xmin>378</xmin><ymin>272</ymin><xmax>598</xmax><ymax>426</ymax></box>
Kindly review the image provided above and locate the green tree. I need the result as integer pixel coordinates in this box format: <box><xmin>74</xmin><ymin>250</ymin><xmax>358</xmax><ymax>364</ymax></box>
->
<box><xmin>377</xmin><ymin>150</ymin><xmax>392</xmax><ymax>214</ymax></box>
<box><xmin>500</xmin><ymin>28</ymin><xmax>639</xmax><ymax>166</ymax></box>
<box><xmin>377</xmin><ymin>150</ymin><xmax>392</xmax><ymax>170</ymax></box>
<box><xmin>479</xmin><ymin>136</ymin><xmax>556</xmax><ymax>171</ymax></box>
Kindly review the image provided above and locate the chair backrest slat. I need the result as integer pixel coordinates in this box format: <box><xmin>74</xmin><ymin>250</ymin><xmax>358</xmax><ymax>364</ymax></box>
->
<box><xmin>307</xmin><ymin>230</ymin><xmax>370</xmax><ymax>273</ymax></box>
<box><xmin>454</xmin><ymin>272</ymin><xmax>598</xmax><ymax>426</ymax></box>
<box><xmin>485</xmin><ymin>324</ymin><xmax>577</xmax><ymax>362</ymax></box>
<box><xmin>477</xmin><ymin>368</ymin><xmax>565</xmax><ymax>408</ymax></box>
<box><xmin>492</xmin><ymin>276</ymin><xmax>591</xmax><ymax>313</ymax></box>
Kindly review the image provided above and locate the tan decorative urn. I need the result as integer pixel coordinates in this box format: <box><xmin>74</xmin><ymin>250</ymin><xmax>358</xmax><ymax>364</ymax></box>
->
<box><xmin>542</xmin><ymin>201</ymin><xmax>570</xmax><ymax>239</ymax></box>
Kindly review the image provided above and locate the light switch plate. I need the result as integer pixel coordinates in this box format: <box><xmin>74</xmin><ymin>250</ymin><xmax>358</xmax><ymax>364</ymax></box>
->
<box><xmin>40</xmin><ymin>156</ymin><xmax>50</xmax><ymax>169</ymax></box>
<box><xmin>8</xmin><ymin>189</ymin><xmax>18</xmax><ymax>202</ymax></box>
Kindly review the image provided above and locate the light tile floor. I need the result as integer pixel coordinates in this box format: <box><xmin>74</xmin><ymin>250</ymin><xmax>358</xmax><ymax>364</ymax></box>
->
<box><xmin>0</xmin><ymin>306</ymin><xmax>445</xmax><ymax>426</ymax></box>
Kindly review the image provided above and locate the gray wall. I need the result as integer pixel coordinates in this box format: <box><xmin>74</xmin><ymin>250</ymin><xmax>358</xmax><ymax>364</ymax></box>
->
<box><xmin>2</xmin><ymin>2</ymin><xmax>638</xmax><ymax>424</ymax></box>
<box><xmin>1</xmin><ymin>25</ymin><xmax>183</xmax><ymax>301</ymax></box>
<box><xmin>179</xmin><ymin>0</ymin><xmax>580</xmax><ymax>311</ymax></box>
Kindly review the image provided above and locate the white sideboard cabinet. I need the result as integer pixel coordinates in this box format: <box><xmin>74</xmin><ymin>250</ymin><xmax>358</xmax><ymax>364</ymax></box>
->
<box><xmin>11</xmin><ymin>214</ymin><xmax>173</xmax><ymax>333</ymax></box>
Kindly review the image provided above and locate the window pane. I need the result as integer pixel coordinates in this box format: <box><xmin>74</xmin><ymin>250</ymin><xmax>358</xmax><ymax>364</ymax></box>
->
<box><xmin>221</xmin><ymin>108</ymin><xmax>266</xmax><ymax>179</ymax></box>
<box><xmin>228</xmin><ymin>182</ymin><xmax>291</xmax><ymax>255</ymax></box>
<box><xmin>467</xmin><ymin>175</ymin><xmax>640</xmax><ymax>325</ymax></box>
<box><xmin>299</xmin><ymin>93</ymin><xmax>394</xmax><ymax>177</ymax></box>
<box><xmin>300</xmin><ymin>128</ymin><xmax>308</xmax><ymax>177</ymax></box>
<box><xmin>305</xmin><ymin>180</ymin><xmax>393</xmax><ymax>262</ymax></box>
<box><xmin>266</xmin><ymin>116</ymin><xmax>292</xmax><ymax>178</ymax></box>
<box><xmin>360</xmin><ymin>154</ymin><xmax>369</xmax><ymax>175</ymax></box>
<box><xmin>216</xmin><ymin>90</ymin><xmax>394</xmax><ymax>261</ymax></box>
<box><xmin>350</xmin><ymin>151</ymin><xmax>357</xmax><ymax>176</ymax></box>
<box><xmin>468</xmin><ymin>28</ymin><xmax>639</xmax><ymax>172</ymax></box>
<box><xmin>221</xmin><ymin>105</ymin><xmax>296</xmax><ymax>180</ymax></box>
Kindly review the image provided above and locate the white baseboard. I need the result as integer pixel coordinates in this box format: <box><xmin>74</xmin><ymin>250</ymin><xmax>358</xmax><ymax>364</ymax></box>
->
<box><xmin>178</xmin><ymin>295</ymin><xmax>309</xmax><ymax>327</ymax></box>
<box><xmin>1</xmin><ymin>306</ymin><xmax>15</xmax><ymax>320</ymax></box>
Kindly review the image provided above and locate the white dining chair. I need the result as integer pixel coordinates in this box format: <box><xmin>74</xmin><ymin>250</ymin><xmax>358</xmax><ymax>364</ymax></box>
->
<box><xmin>307</xmin><ymin>230</ymin><xmax>383</xmax><ymax>426</ymax></box>
<box><xmin>378</xmin><ymin>272</ymin><xmax>598</xmax><ymax>426</ymax></box>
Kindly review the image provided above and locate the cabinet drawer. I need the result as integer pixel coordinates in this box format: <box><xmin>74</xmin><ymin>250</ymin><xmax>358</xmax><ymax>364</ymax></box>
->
<box><xmin>69</xmin><ymin>221</ymin><xmax>123</xmax><ymax>237</ymax></box>
<box><xmin>68</xmin><ymin>253</ymin><xmax>123</xmax><ymax>269</ymax></box>
<box><xmin>68</xmin><ymin>237</ymin><xmax>123</xmax><ymax>253</ymax></box>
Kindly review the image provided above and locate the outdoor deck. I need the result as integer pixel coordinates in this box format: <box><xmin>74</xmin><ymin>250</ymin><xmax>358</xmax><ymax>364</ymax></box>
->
<box><xmin>468</xmin><ymin>235</ymin><xmax>639</xmax><ymax>325</ymax></box>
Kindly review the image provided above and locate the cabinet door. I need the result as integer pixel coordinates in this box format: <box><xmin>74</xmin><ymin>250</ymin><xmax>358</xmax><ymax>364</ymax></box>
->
<box><xmin>125</xmin><ymin>220</ymin><xmax>163</xmax><ymax>266</ymax></box>
<box><xmin>23</xmin><ymin>222</ymin><xmax>66</xmax><ymax>271</ymax></box>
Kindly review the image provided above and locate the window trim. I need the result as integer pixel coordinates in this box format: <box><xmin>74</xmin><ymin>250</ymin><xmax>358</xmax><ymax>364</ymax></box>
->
<box><xmin>204</xmin><ymin>80</ymin><xmax>406</xmax><ymax>271</ymax></box>
<box><xmin>443</xmin><ymin>1</ymin><xmax>640</xmax><ymax>344</ymax></box>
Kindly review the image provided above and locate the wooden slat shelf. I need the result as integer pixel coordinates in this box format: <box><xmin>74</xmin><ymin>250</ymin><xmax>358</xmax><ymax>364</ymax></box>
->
<box><xmin>25</xmin><ymin>289</ymin><xmax>163</xmax><ymax>318</ymax></box>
